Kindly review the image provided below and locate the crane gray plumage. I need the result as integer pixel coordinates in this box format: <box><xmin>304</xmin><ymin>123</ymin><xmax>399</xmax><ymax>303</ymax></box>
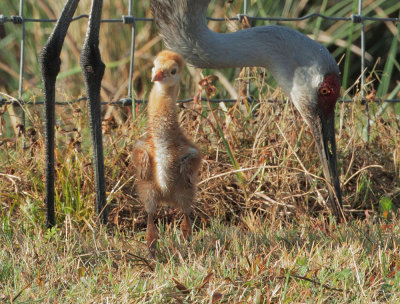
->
<box><xmin>151</xmin><ymin>0</ymin><xmax>338</xmax><ymax>91</ymax></box>
<box><xmin>151</xmin><ymin>0</ymin><xmax>343</xmax><ymax>218</ymax></box>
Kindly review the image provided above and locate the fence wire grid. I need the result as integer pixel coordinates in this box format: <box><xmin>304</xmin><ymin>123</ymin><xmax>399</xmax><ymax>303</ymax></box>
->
<box><xmin>0</xmin><ymin>0</ymin><xmax>400</xmax><ymax>137</ymax></box>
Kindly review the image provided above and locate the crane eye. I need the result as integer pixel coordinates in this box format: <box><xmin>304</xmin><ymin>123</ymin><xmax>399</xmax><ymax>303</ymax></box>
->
<box><xmin>171</xmin><ymin>68</ymin><xmax>177</xmax><ymax>75</ymax></box>
<box><xmin>319</xmin><ymin>87</ymin><xmax>331</xmax><ymax>96</ymax></box>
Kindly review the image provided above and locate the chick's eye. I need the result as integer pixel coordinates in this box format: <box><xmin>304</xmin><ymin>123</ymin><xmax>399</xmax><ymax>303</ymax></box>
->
<box><xmin>171</xmin><ymin>68</ymin><xmax>177</xmax><ymax>75</ymax></box>
<box><xmin>319</xmin><ymin>87</ymin><xmax>331</xmax><ymax>96</ymax></box>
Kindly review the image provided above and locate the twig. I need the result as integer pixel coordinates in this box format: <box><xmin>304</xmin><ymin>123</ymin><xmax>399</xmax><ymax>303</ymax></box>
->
<box><xmin>277</xmin><ymin>274</ymin><xmax>344</xmax><ymax>292</ymax></box>
<box><xmin>343</xmin><ymin>165</ymin><xmax>383</xmax><ymax>186</ymax></box>
<box><xmin>350</xmin><ymin>246</ymin><xmax>366</xmax><ymax>297</ymax></box>
<box><xmin>198</xmin><ymin>165</ymin><xmax>328</xmax><ymax>186</ymax></box>
<box><xmin>198</xmin><ymin>165</ymin><xmax>278</xmax><ymax>185</ymax></box>
<box><xmin>124</xmin><ymin>251</ymin><xmax>154</xmax><ymax>271</ymax></box>
<box><xmin>11</xmin><ymin>282</ymin><xmax>32</xmax><ymax>303</ymax></box>
<box><xmin>0</xmin><ymin>172</ymin><xmax>21</xmax><ymax>179</ymax></box>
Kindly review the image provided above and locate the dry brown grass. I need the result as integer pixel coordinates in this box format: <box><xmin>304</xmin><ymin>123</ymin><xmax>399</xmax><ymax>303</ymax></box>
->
<box><xmin>1</xmin><ymin>1</ymin><xmax>400</xmax><ymax>302</ymax></box>
<box><xmin>1</xmin><ymin>64</ymin><xmax>399</xmax><ymax>227</ymax></box>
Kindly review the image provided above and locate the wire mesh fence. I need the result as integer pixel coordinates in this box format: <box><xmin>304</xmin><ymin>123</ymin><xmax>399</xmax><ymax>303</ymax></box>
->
<box><xmin>0</xmin><ymin>0</ymin><xmax>399</xmax><ymax>137</ymax></box>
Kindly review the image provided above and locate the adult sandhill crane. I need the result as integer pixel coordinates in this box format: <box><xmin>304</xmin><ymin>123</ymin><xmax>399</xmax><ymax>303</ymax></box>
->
<box><xmin>151</xmin><ymin>0</ymin><xmax>344</xmax><ymax>219</ymax></box>
<box><xmin>133</xmin><ymin>50</ymin><xmax>202</xmax><ymax>256</ymax></box>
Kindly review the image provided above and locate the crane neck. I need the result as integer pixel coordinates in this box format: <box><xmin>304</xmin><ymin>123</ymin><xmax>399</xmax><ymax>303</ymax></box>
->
<box><xmin>147</xmin><ymin>82</ymin><xmax>180</xmax><ymax>135</ymax></box>
<box><xmin>151</xmin><ymin>0</ymin><xmax>339</xmax><ymax>96</ymax></box>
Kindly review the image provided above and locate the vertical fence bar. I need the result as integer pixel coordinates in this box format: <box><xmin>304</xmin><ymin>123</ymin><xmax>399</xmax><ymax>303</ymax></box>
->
<box><xmin>18</xmin><ymin>0</ymin><xmax>26</xmax><ymax>143</ymax></box>
<box><xmin>128</xmin><ymin>0</ymin><xmax>136</xmax><ymax>120</ymax></box>
<box><xmin>243</xmin><ymin>0</ymin><xmax>251</xmax><ymax>100</ymax></box>
<box><xmin>358</xmin><ymin>0</ymin><xmax>369</xmax><ymax>142</ymax></box>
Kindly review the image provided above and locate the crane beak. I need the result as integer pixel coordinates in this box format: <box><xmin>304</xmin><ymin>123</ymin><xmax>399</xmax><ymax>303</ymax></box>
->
<box><xmin>152</xmin><ymin>69</ymin><xmax>164</xmax><ymax>82</ymax></box>
<box><xmin>309</xmin><ymin>111</ymin><xmax>343</xmax><ymax>219</ymax></box>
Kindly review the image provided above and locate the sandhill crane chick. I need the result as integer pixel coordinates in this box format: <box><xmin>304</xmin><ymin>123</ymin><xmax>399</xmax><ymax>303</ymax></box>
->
<box><xmin>133</xmin><ymin>50</ymin><xmax>202</xmax><ymax>256</ymax></box>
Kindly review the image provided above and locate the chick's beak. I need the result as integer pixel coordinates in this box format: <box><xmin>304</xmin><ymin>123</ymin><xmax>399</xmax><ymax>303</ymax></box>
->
<box><xmin>309</xmin><ymin>110</ymin><xmax>343</xmax><ymax>219</ymax></box>
<box><xmin>152</xmin><ymin>69</ymin><xmax>164</xmax><ymax>82</ymax></box>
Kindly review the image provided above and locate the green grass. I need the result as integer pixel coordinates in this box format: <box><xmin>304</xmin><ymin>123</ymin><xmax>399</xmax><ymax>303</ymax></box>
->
<box><xmin>1</xmin><ymin>0</ymin><xmax>400</xmax><ymax>302</ymax></box>
<box><xmin>2</xmin><ymin>213</ymin><xmax>400</xmax><ymax>302</ymax></box>
<box><xmin>1</xmin><ymin>81</ymin><xmax>399</xmax><ymax>302</ymax></box>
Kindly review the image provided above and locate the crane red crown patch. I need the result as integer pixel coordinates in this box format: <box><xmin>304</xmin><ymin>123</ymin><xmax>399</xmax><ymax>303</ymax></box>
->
<box><xmin>317</xmin><ymin>73</ymin><xmax>341</xmax><ymax>118</ymax></box>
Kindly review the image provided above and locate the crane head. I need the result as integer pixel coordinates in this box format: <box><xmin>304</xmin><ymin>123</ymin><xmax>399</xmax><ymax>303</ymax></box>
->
<box><xmin>151</xmin><ymin>50</ymin><xmax>184</xmax><ymax>87</ymax></box>
<box><xmin>317</xmin><ymin>74</ymin><xmax>341</xmax><ymax>118</ymax></box>
<box><xmin>295</xmin><ymin>72</ymin><xmax>343</xmax><ymax>218</ymax></box>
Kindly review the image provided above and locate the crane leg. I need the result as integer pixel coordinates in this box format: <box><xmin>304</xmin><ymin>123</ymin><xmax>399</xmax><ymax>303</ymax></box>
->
<box><xmin>39</xmin><ymin>0</ymin><xmax>80</xmax><ymax>228</ymax></box>
<box><xmin>146</xmin><ymin>213</ymin><xmax>158</xmax><ymax>258</ymax></box>
<box><xmin>80</xmin><ymin>0</ymin><xmax>108</xmax><ymax>224</ymax></box>
<box><xmin>181</xmin><ymin>213</ymin><xmax>192</xmax><ymax>240</ymax></box>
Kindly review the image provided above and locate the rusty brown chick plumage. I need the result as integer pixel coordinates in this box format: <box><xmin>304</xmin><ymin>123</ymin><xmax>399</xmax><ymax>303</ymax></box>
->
<box><xmin>133</xmin><ymin>50</ymin><xmax>202</xmax><ymax>256</ymax></box>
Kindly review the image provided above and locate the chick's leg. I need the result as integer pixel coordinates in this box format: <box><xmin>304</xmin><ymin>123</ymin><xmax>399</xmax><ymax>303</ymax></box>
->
<box><xmin>181</xmin><ymin>212</ymin><xmax>192</xmax><ymax>240</ymax></box>
<box><xmin>138</xmin><ymin>183</ymin><xmax>159</xmax><ymax>257</ymax></box>
<box><xmin>146</xmin><ymin>213</ymin><xmax>158</xmax><ymax>257</ymax></box>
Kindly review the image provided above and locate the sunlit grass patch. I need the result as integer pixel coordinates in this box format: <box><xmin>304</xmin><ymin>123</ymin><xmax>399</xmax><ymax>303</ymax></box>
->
<box><xmin>2</xmin><ymin>212</ymin><xmax>400</xmax><ymax>302</ymax></box>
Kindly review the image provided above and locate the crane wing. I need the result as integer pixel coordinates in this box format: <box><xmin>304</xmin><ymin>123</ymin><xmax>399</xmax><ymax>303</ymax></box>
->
<box><xmin>133</xmin><ymin>140</ymin><xmax>152</xmax><ymax>180</ymax></box>
<box><xmin>179</xmin><ymin>147</ymin><xmax>201</xmax><ymax>188</ymax></box>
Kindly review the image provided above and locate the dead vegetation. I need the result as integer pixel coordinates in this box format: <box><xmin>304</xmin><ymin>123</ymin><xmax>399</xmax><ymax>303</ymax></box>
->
<box><xmin>1</xmin><ymin>0</ymin><xmax>400</xmax><ymax>301</ymax></box>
